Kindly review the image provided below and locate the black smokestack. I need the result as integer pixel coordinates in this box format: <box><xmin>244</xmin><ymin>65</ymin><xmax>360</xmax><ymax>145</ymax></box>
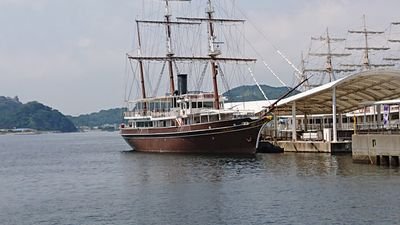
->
<box><xmin>178</xmin><ymin>74</ymin><xmax>188</xmax><ymax>95</ymax></box>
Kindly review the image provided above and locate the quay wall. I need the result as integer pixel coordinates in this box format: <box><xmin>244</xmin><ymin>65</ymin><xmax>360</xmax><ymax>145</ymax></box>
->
<box><xmin>352</xmin><ymin>134</ymin><xmax>400</xmax><ymax>165</ymax></box>
<box><xmin>276</xmin><ymin>141</ymin><xmax>351</xmax><ymax>153</ymax></box>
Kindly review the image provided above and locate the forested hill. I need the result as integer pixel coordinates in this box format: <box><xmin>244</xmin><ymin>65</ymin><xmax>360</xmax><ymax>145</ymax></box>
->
<box><xmin>0</xmin><ymin>96</ymin><xmax>77</xmax><ymax>132</ymax></box>
<box><xmin>223</xmin><ymin>85</ymin><xmax>301</xmax><ymax>102</ymax></box>
<box><xmin>68</xmin><ymin>108</ymin><xmax>125</xmax><ymax>128</ymax></box>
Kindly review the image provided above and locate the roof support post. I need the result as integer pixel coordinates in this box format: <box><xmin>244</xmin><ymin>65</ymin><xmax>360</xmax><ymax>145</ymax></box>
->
<box><xmin>387</xmin><ymin>105</ymin><xmax>391</xmax><ymax>128</ymax></box>
<box><xmin>304</xmin><ymin>113</ymin><xmax>308</xmax><ymax>132</ymax></box>
<box><xmin>332</xmin><ymin>87</ymin><xmax>337</xmax><ymax>142</ymax></box>
<box><xmin>274</xmin><ymin>113</ymin><xmax>278</xmax><ymax>143</ymax></box>
<box><xmin>363</xmin><ymin>106</ymin><xmax>367</xmax><ymax>129</ymax></box>
<box><xmin>292</xmin><ymin>101</ymin><xmax>297</xmax><ymax>141</ymax></box>
<box><xmin>373</xmin><ymin>105</ymin><xmax>376</xmax><ymax>126</ymax></box>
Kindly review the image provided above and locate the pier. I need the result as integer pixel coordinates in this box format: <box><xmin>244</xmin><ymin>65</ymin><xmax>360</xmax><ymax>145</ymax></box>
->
<box><xmin>255</xmin><ymin>69</ymin><xmax>400</xmax><ymax>161</ymax></box>
<box><xmin>352</xmin><ymin>131</ymin><xmax>400</xmax><ymax>166</ymax></box>
<box><xmin>275</xmin><ymin>141</ymin><xmax>351</xmax><ymax>153</ymax></box>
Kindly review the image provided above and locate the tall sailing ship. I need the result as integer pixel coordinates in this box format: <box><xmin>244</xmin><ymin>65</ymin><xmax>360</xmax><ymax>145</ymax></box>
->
<box><xmin>120</xmin><ymin>0</ymin><xmax>271</xmax><ymax>154</ymax></box>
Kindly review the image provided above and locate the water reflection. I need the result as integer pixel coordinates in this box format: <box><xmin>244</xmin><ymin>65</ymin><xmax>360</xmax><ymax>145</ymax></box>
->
<box><xmin>120</xmin><ymin>152</ymin><xmax>260</xmax><ymax>184</ymax></box>
<box><xmin>118</xmin><ymin>151</ymin><xmax>400</xmax><ymax>224</ymax></box>
<box><xmin>2</xmin><ymin>132</ymin><xmax>400</xmax><ymax>225</ymax></box>
<box><xmin>120</xmin><ymin>151</ymin><xmax>400</xmax><ymax>187</ymax></box>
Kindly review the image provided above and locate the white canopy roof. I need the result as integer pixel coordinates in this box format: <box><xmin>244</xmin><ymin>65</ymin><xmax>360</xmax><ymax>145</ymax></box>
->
<box><xmin>274</xmin><ymin>69</ymin><xmax>400</xmax><ymax>115</ymax></box>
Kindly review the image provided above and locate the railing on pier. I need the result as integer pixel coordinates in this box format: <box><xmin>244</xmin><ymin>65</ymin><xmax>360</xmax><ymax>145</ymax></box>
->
<box><xmin>260</xmin><ymin>123</ymin><xmax>400</xmax><ymax>142</ymax></box>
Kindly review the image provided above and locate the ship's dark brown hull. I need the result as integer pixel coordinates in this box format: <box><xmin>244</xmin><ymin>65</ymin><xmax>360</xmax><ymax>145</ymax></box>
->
<box><xmin>121</xmin><ymin>117</ymin><xmax>268</xmax><ymax>154</ymax></box>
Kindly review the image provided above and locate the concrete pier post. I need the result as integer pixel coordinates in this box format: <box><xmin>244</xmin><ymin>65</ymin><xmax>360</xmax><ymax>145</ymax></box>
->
<box><xmin>292</xmin><ymin>102</ymin><xmax>297</xmax><ymax>141</ymax></box>
<box><xmin>332</xmin><ymin>87</ymin><xmax>337</xmax><ymax>142</ymax></box>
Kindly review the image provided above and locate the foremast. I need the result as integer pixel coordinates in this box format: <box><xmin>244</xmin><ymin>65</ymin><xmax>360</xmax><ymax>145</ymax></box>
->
<box><xmin>135</xmin><ymin>21</ymin><xmax>147</xmax><ymax>103</ymax></box>
<box><xmin>132</xmin><ymin>0</ymin><xmax>192</xmax><ymax>106</ymax></box>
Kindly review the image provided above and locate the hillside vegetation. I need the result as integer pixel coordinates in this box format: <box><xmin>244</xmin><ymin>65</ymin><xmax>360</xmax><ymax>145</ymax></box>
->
<box><xmin>223</xmin><ymin>84</ymin><xmax>300</xmax><ymax>102</ymax></box>
<box><xmin>68</xmin><ymin>108</ymin><xmax>125</xmax><ymax>128</ymax></box>
<box><xmin>0</xmin><ymin>96</ymin><xmax>77</xmax><ymax>132</ymax></box>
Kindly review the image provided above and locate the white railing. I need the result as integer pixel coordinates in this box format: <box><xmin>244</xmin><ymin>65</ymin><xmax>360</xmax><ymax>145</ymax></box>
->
<box><xmin>124</xmin><ymin>109</ymin><xmax>180</xmax><ymax>119</ymax></box>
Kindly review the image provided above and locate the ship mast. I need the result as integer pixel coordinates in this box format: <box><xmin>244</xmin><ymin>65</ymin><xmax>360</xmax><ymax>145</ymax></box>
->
<box><xmin>304</xmin><ymin>28</ymin><xmax>353</xmax><ymax>88</ymax></box>
<box><xmin>384</xmin><ymin>22</ymin><xmax>400</xmax><ymax>62</ymax></box>
<box><xmin>133</xmin><ymin>0</ymin><xmax>193</xmax><ymax>99</ymax></box>
<box><xmin>135</xmin><ymin>20</ymin><xmax>147</xmax><ymax>112</ymax></box>
<box><xmin>344</xmin><ymin>15</ymin><xmax>393</xmax><ymax>69</ymax></box>
<box><xmin>165</xmin><ymin>0</ymin><xmax>176</xmax><ymax>95</ymax></box>
<box><xmin>130</xmin><ymin>0</ymin><xmax>256</xmax><ymax>108</ymax></box>
<box><xmin>176</xmin><ymin>0</ymin><xmax>253</xmax><ymax>110</ymax></box>
<box><xmin>136</xmin><ymin>21</ymin><xmax>147</xmax><ymax>100</ymax></box>
<box><xmin>206</xmin><ymin>0</ymin><xmax>221</xmax><ymax>109</ymax></box>
<box><xmin>298</xmin><ymin>52</ymin><xmax>311</xmax><ymax>91</ymax></box>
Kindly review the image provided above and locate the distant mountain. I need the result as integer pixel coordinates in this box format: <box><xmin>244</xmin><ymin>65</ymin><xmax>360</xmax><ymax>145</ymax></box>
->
<box><xmin>68</xmin><ymin>108</ymin><xmax>125</xmax><ymax>128</ymax></box>
<box><xmin>0</xmin><ymin>96</ymin><xmax>77</xmax><ymax>132</ymax></box>
<box><xmin>223</xmin><ymin>85</ymin><xmax>300</xmax><ymax>102</ymax></box>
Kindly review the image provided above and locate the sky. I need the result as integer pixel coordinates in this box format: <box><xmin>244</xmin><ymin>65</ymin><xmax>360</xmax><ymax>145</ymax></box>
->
<box><xmin>1</xmin><ymin>0</ymin><xmax>400</xmax><ymax>115</ymax></box>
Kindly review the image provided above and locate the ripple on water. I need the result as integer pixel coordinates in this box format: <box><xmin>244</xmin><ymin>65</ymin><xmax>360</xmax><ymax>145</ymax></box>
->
<box><xmin>0</xmin><ymin>132</ymin><xmax>399</xmax><ymax>225</ymax></box>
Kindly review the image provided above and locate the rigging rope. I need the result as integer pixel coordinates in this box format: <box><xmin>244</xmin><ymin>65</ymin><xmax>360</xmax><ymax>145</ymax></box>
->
<box><xmin>152</xmin><ymin>61</ymin><xmax>167</xmax><ymax>97</ymax></box>
<box><xmin>247</xmin><ymin>66</ymin><xmax>271</xmax><ymax>105</ymax></box>
<box><xmin>123</xmin><ymin>56</ymin><xmax>129</xmax><ymax>103</ymax></box>
<box><xmin>195</xmin><ymin>63</ymin><xmax>209</xmax><ymax>91</ymax></box>
<box><xmin>262</xmin><ymin>61</ymin><xmax>288</xmax><ymax>88</ymax></box>
<box><xmin>128</xmin><ymin>59</ymin><xmax>140</xmax><ymax>102</ymax></box>
<box><xmin>173</xmin><ymin>61</ymin><xmax>181</xmax><ymax>75</ymax></box>
<box><xmin>217</xmin><ymin>62</ymin><xmax>231</xmax><ymax>92</ymax></box>
<box><xmin>276</xmin><ymin>50</ymin><xmax>302</xmax><ymax>80</ymax></box>
<box><xmin>231</xmin><ymin>1</ymin><xmax>302</xmax><ymax>81</ymax></box>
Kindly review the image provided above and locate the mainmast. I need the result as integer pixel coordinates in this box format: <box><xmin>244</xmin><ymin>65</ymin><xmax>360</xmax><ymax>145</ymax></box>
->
<box><xmin>206</xmin><ymin>0</ymin><xmax>221</xmax><ymax>109</ymax></box>
<box><xmin>345</xmin><ymin>15</ymin><xmax>393</xmax><ymax>69</ymax></box>
<box><xmin>176</xmin><ymin>0</ymin><xmax>253</xmax><ymax>110</ymax></box>
<box><xmin>165</xmin><ymin>0</ymin><xmax>176</xmax><ymax>95</ymax></box>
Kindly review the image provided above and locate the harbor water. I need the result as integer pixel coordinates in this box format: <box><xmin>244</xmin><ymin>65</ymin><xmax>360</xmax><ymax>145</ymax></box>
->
<box><xmin>1</xmin><ymin>132</ymin><xmax>399</xmax><ymax>225</ymax></box>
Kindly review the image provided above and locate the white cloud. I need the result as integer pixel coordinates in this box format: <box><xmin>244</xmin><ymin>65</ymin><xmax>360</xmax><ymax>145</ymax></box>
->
<box><xmin>0</xmin><ymin>0</ymin><xmax>48</xmax><ymax>11</ymax></box>
<box><xmin>1</xmin><ymin>0</ymin><xmax>400</xmax><ymax>115</ymax></box>
<box><xmin>77</xmin><ymin>38</ymin><xmax>93</xmax><ymax>48</ymax></box>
